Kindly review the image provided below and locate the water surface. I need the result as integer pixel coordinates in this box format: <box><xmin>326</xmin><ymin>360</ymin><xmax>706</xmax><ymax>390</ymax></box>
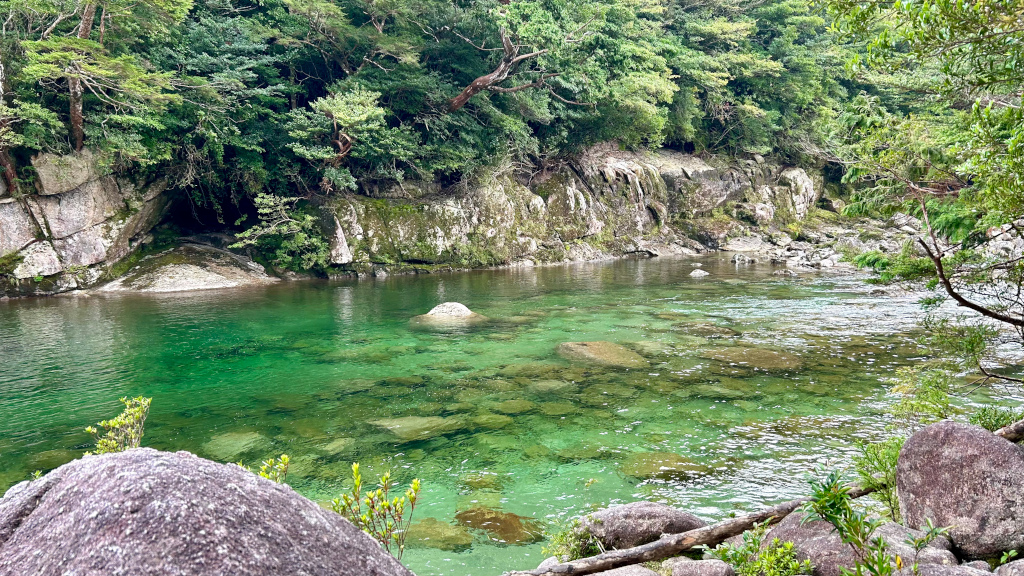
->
<box><xmin>0</xmin><ymin>255</ymin><xmax>1002</xmax><ymax>575</ymax></box>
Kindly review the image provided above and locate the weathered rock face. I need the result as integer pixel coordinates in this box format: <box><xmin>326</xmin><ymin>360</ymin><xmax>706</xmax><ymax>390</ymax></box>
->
<box><xmin>327</xmin><ymin>146</ymin><xmax>822</xmax><ymax>273</ymax></box>
<box><xmin>0</xmin><ymin>448</ymin><xmax>414</xmax><ymax>576</ymax></box>
<box><xmin>1</xmin><ymin>151</ymin><xmax>169</xmax><ymax>297</ymax></box>
<box><xmin>898</xmin><ymin>420</ymin><xmax>1024</xmax><ymax>559</ymax></box>
<box><xmin>767</xmin><ymin>513</ymin><xmax>957</xmax><ymax>576</ymax></box>
<box><xmin>580</xmin><ymin>501</ymin><xmax>707</xmax><ymax>549</ymax></box>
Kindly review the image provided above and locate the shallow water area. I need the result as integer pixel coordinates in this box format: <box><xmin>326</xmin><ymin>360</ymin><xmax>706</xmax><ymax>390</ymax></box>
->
<box><xmin>0</xmin><ymin>254</ymin><xmax>1009</xmax><ymax>575</ymax></box>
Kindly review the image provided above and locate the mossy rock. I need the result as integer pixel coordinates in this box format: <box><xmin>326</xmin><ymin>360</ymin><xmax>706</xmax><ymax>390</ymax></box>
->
<box><xmin>701</xmin><ymin>346</ymin><xmax>803</xmax><ymax>371</ymax></box>
<box><xmin>619</xmin><ymin>452</ymin><xmax>713</xmax><ymax>481</ymax></box>
<box><xmin>369</xmin><ymin>416</ymin><xmax>466</xmax><ymax>442</ymax></box>
<box><xmin>556</xmin><ymin>341</ymin><xmax>650</xmax><ymax>369</ymax></box>
<box><xmin>454</xmin><ymin>506</ymin><xmax>545</xmax><ymax>544</ymax></box>
<box><xmin>407</xmin><ymin>517</ymin><xmax>475</xmax><ymax>552</ymax></box>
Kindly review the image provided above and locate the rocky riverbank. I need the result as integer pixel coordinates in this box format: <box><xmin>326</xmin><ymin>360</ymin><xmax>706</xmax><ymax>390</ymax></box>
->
<box><xmin>1</xmin><ymin>145</ymin><xmax>917</xmax><ymax>297</ymax></box>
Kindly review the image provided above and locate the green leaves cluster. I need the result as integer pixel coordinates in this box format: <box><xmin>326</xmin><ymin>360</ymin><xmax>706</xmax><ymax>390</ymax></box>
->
<box><xmin>84</xmin><ymin>396</ymin><xmax>152</xmax><ymax>455</ymax></box>
<box><xmin>331</xmin><ymin>463</ymin><xmax>421</xmax><ymax>560</ymax></box>
<box><xmin>710</xmin><ymin>520</ymin><xmax>812</xmax><ymax>576</ymax></box>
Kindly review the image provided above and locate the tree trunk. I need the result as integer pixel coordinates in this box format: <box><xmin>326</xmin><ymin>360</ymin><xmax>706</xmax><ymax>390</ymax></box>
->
<box><xmin>507</xmin><ymin>486</ymin><xmax>873</xmax><ymax>576</ymax></box>
<box><xmin>996</xmin><ymin>417</ymin><xmax>1024</xmax><ymax>443</ymax></box>
<box><xmin>0</xmin><ymin>56</ymin><xmax>18</xmax><ymax>194</ymax></box>
<box><xmin>69</xmin><ymin>3</ymin><xmax>97</xmax><ymax>152</ymax></box>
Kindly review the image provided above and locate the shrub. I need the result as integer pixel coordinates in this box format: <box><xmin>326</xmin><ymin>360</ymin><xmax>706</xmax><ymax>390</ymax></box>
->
<box><xmin>543</xmin><ymin>518</ymin><xmax>604</xmax><ymax>562</ymax></box>
<box><xmin>85</xmin><ymin>396</ymin><xmax>152</xmax><ymax>455</ymax></box>
<box><xmin>259</xmin><ymin>455</ymin><xmax>290</xmax><ymax>483</ymax></box>
<box><xmin>331</xmin><ymin>463</ymin><xmax>421</xmax><ymax>560</ymax></box>
<box><xmin>711</xmin><ymin>520</ymin><xmax>812</xmax><ymax>576</ymax></box>
<box><xmin>853</xmin><ymin>437</ymin><xmax>905</xmax><ymax>523</ymax></box>
<box><xmin>970</xmin><ymin>407</ymin><xmax>1024</xmax><ymax>432</ymax></box>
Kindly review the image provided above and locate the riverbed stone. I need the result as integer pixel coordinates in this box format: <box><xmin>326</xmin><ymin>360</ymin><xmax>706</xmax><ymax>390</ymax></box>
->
<box><xmin>493</xmin><ymin>399</ymin><xmax>536</xmax><ymax>414</ymax></box>
<box><xmin>0</xmin><ymin>448</ymin><xmax>413</xmax><ymax>576</ymax></box>
<box><xmin>202</xmin><ymin>430</ymin><xmax>272</xmax><ymax>461</ymax></box>
<box><xmin>321</xmin><ymin>437</ymin><xmax>356</xmax><ymax>454</ymax></box>
<box><xmin>580</xmin><ymin>501</ymin><xmax>707</xmax><ymax>549</ymax></box>
<box><xmin>407</xmin><ymin>517</ymin><xmax>474</xmax><ymax>552</ymax></box>
<box><xmin>472</xmin><ymin>412</ymin><xmax>514</xmax><ymax>429</ymax></box>
<box><xmin>676</xmin><ymin>322</ymin><xmax>740</xmax><ymax>338</ymax></box>
<box><xmin>767</xmin><ymin>513</ymin><xmax>956</xmax><ymax>576</ymax></box>
<box><xmin>619</xmin><ymin>452</ymin><xmax>712</xmax><ymax>481</ymax></box>
<box><xmin>701</xmin><ymin>346</ymin><xmax>802</xmax><ymax>371</ymax></box>
<box><xmin>454</xmin><ymin>506</ymin><xmax>544</xmax><ymax>544</ymax></box>
<box><xmin>897</xmin><ymin>420</ymin><xmax>1024</xmax><ymax>559</ymax></box>
<box><xmin>557</xmin><ymin>341</ymin><xmax>650</xmax><ymax>369</ymax></box>
<box><xmin>690</xmin><ymin>269</ymin><xmax>710</xmax><ymax>278</ymax></box>
<box><xmin>370</xmin><ymin>415</ymin><xmax>465</xmax><ymax>442</ymax></box>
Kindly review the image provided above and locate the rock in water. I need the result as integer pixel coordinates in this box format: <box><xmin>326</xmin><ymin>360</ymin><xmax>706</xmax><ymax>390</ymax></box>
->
<box><xmin>690</xmin><ymin>269</ymin><xmax>710</xmax><ymax>278</ymax></box>
<box><xmin>406</xmin><ymin>517</ymin><xmax>474</xmax><ymax>552</ymax></box>
<box><xmin>410</xmin><ymin>302</ymin><xmax>488</xmax><ymax>329</ymax></box>
<box><xmin>579</xmin><ymin>501</ymin><xmax>706</xmax><ymax>549</ymax></box>
<box><xmin>556</xmin><ymin>341</ymin><xmax>650</xmax><ymax>369</ymax></box>
<box><xmin>0</xmin><ymin>448</ymin><xmax>413</xmax><ymax>576</ymax></box>
<box><xmin>767</xmin><ymin>513</ymin><xmax>956</xmax><ymax>576</ymax></box>
<box><xmin>897</xmin><ymin>420</ymin><xmax>1024</xmax><ymax>559</ymax></box>
<box><xmin>454</xmin><ymin>506</ymin><xmax>544</xmax><ymax>544</ymax></box>
<box><xmin>370</xmin><ymin>415</ymin><xmax>465</xmax><ymax>442</ymax></box>
<box><xmin>619</xmin><ymin>452</ymin><xmax>712</xmax><ymax>481</ymax></box>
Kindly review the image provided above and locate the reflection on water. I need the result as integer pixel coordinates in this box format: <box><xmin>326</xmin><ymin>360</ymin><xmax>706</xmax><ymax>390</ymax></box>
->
<box><xmin>0</xmin><ymin>255</ymin><xmax>1005</xmax><ymax>575</ymax></box>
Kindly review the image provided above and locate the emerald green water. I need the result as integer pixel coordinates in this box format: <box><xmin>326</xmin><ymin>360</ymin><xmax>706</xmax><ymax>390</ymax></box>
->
<box><xmin>0</xmin><ymin>255</ymin><xmax>997</xmax><ymax>575</ymax></box>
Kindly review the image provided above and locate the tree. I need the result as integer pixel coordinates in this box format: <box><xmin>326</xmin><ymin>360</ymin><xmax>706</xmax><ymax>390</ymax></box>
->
<box><xmin>826</xmin><ymin>0</ymin><xmax>1024</xmax><ymax>385</ymax></box>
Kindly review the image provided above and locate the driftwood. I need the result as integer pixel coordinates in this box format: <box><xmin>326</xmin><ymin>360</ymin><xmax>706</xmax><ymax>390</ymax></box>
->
<box><xmin>996</xmin><ymin>417</ymin><xmax>1024</xmax><ymax>443</ymax></box>
<box><xmin>507</xmin><ymin>486</ymin><xmax>872</xmax><ymax>576</ymax></box>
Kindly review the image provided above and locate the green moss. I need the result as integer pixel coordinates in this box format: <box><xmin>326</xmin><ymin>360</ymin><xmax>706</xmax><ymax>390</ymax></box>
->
<box><xmin>0</xmin><ymin>252</ymin><xmax>24</xmax><ymax>277</ymax></box>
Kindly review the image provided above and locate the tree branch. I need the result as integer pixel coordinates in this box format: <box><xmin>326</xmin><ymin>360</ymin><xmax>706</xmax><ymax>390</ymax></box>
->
<box><xmin>917</xmin><ymin>238</ymin><xmax>1024</xmax><ymax>328</ymax></box>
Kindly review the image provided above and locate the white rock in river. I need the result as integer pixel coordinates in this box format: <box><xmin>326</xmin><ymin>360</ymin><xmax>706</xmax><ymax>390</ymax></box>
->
<box><xmin>410</xmin><ymin>302</ymin><xmax>488</xmax><ymax>329</ymax></box>
<box><xmin>690</xmin><ymin>269</ymin><xmax>710</xmax><ymax>278</ymax></box>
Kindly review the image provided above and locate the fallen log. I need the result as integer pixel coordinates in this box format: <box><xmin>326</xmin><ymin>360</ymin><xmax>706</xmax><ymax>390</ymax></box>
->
<box><xmin>506</xmin><ymin>486</ymin><xmax>872</xmax><ymax>576</ymax></box>
<box><xmin>995</xmin><ymin>417</ymin><xmax>1024</xmax><ymax>443</ymax></box>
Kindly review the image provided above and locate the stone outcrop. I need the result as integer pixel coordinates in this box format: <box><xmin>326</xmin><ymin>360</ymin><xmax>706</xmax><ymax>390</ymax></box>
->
<box><xmin>326</xmin><ymin>146</ymin><xmax>824</xmax><ymax>274</ymax></box>
<box><xmin>1</xmin><ymin>151</ymin><xmax>169</xmax><ymax>297</ymax></box>
<box><xmin>767</xmin><ymin>513</ymin><xmax>957</xmax><ymax>576</ymax></box>
<box><xmin>0</xmin><ymin>448</ymin><xmax>413</xmax><ymax>576</ymax></box>
<box><xmin>579</xmin><ymin>501</ymin><xmax>707</xmax><ymax>549</ymax></box>
<box><xmin>897</xmin><ymin>420</ymin><xmax>1024</xmax><ymax>559</ymax></box>
<box><xmin>97</xmin><ymin>244</ymin><xmax>278</xmax><ymax>293</ymax></box>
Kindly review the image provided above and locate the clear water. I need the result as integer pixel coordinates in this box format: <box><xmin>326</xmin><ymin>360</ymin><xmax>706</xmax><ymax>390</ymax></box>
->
<box><xmin>0</xmin><ymin>255</ymin><xmax>1007</xmax><ymax>575</ymax></box>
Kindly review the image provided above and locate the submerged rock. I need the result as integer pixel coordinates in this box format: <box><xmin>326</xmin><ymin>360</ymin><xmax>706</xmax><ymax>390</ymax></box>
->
<box><xmin>619</xmin><ymin>452</ymin><xmax>711</xmax><ymax>481</ymax></box>
<box><xmin>370</xmin><ymin>415</ymin><xmax>465</xmax><ymax>442</ymax></box>
<box><xmin>676</xmin><ymin>322</ymin><xmax>740</xmax><ymax>338</ymax></box>
<box><xmin>0</xmin><ymin>448</ymin><xmax>413</xmax><ymax>576</ymax></box>
<box><xmin>701</xmin><ymin>346</ymin><xmax>802</xmax><ymax>371</ymax></box>
<box><xmin>690</xmin><ymin>269</ymin><xmax>710</xmax><ymax>278</ymax></box>
<box><xmin>580</xmin><ymin>501</ymin><xmax>706</xmax><ymax>549</ymax></box>
<box><xmin>557</xmin><ymin>341</ymin><xmax>650</xmax><ymax>369</ymax></box>
<box><xmin>202</xmin><ymin>430</ymin><xmax>272</xmax><ymax>461</ymax></box>
<box><xmin>407</xmin><ymin>517</ymin><xmax>474</xmax><ymax>552</ymax></box>
<box><xmin>897</xmin><ymin>420</ymin><xmax>1024</xmax><ymax>559</ymax></box>
<box><xmin>410</xmin><ymin>302</ymin><xmax>489</xmax><ymax>329</ymax></box>
<box><xmin>454</xmin><ymin>506</ymin><xmax>544</xmax><ymax>544</ymax></box>
<box><xmin>767</xmin><ymin>513</ymin><xmax>956</xmax><ymax>576</ymax></box>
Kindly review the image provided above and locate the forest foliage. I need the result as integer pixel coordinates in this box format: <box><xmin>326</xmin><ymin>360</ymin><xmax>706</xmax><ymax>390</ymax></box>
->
<box><xmin>0</xmin><ymin>0</ymin><xmax>858</xmax><ymax>208</ymax></box>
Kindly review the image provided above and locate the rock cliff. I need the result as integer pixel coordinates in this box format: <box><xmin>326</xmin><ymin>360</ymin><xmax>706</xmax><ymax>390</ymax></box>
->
<box><xmin>0</xmin><ymin>150</ymin><xmax>168</xmax><ymax>297</ymax></box>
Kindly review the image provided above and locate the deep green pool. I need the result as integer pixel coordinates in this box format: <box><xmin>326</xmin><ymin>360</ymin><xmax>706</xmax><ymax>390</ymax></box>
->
<box><xmin>0</xmin><ymin>255</ymin><xmax>992</xmax><ymax>575</ymax></box>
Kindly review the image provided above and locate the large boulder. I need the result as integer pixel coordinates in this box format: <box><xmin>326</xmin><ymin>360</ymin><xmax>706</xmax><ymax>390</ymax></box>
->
<box><xmin>580</xmin><ymin>501</ymin><xmax>707</xmax><ymax>549</ymax></box>
<box><xmin>0</xmin><ymin>448</ymin><xmax>413</xmax><ymax>576</ymax></box>
<box><xmin>98</xmin><ymin>244</ymin><xmax>278</xmax><ymax>293</ymax></box>
<box><xmin>897</xmin><ymin>420</ymin><xmax>1024</xmax><ymax>559</ymax></box>
<box><xmin>767</xmin><ymin>513</ymin><xmax>956</xmax><ymax>576</ymax></box>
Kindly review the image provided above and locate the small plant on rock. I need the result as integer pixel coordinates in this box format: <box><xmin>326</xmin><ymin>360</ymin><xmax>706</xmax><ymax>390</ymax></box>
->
<box><xmin>711</xmin><ymin>520</ymin><xmax>812</xmax><ymax>576</ymax></box>
<box><xmin>259</xmin><ymin>455</ymin><xmax>290</xmax><ymax>483</ymax></box>
<box><xmin>85</xmin><ymin>396</ymin><xmax>152</xmax><ymax>455</ymax></box>
<box><xmin>331</xmin><ymin>463</ymin><xmax>421</xmax><ymax>560</ymax></box>
<box><xmin>543</xmin><ymin>518</ymin><xmax>605</xmax><ymax>562</ymax></box>
<box><xmin>853</xmin><ymin>437</ymin><xmax>905</xmax><ymax>523</ymax></box>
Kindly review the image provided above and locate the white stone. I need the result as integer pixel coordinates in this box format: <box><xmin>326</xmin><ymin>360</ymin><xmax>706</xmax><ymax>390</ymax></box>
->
<box><xmin>690</xmin><ymin>269</ymin><xmax>710</xmax><ymax>278</ymax></box>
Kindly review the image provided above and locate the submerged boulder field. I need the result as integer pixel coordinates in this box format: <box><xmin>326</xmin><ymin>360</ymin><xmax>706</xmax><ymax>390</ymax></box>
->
<box><xmin>0</xmin><ymin>448</ymin><xmax>412</xmax><ymax>576</ymax></box>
